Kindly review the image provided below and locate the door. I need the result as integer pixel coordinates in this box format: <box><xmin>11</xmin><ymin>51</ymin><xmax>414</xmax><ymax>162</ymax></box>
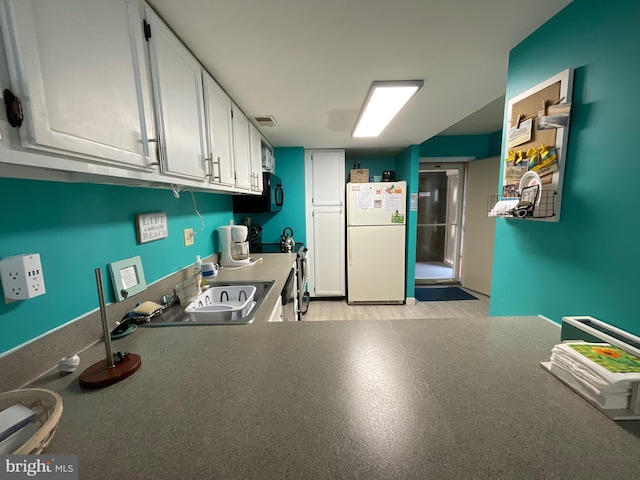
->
<box><xmin>462</xmin><ymin>157</ymin><xmax>499</xmax><ymax>295</ymax></box>
<box><xmin>415</xmin><ymin>163</ymin><xmax>465</xmax><ymax>284</ymax></box>
<box><xmin>146</xmin><ymin>7</ymin><xmax>206</xmax><ymax>180</ymax></box>
<box><xmin>310</xmin><ymin>150</ymin><xmax>344</xmax><ymax>207</ymax></box>
<box><xmin>232</xmin><ymin>104</ymin><xmax>252</xmax><ymax>190</ymax></box>
<box><xmin>249</xmin><ymin>123</ymin><xmax>264</xmax><ymax>192</ymax></box>
<box><xmin>304</xmin><ymin>149</ymin><xmax>346</xmax><ymax>297</ymax></box>
<box><xmin>0</xmin><ymin>0</ymin><xmax>156</xmax><ymax>170</ymax></box>
<box><xmin>202</xmin><ymin>71</ymin><xmax>235</xmax><ymax>186</ymax></box>
<box><xmin>312</xmin><ymin>209</ymin><xmax>345</xmax><ymax>296</ymax></box>
<box><xmin>348</xmin><ymin>225</ymin><xmax>405</xmax><ymax>303</ymax></box>
<box><xmin>346</xmin><ymin>181</ymin><xmax>407</xmax><ymax>226</ymax></box>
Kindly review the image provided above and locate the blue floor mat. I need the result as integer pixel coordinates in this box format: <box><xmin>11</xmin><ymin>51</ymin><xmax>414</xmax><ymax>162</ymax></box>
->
<box><xmin>415</xmin><ymin>286</ymin><xmax>477</xmax><ymax>302</ymax></box>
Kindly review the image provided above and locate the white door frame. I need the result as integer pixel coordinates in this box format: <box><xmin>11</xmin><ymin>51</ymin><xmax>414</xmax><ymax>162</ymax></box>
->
<box><xmin>416</xmin><ymin>160</ymin><xmax>469</xmax><ymax>284</ymax></box>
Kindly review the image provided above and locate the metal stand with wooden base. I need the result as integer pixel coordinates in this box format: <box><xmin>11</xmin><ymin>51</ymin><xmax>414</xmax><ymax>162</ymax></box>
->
<box><xmin>78</xmin><ymin>268</ymin><xmax>142</xmax><ymax>389</ymax></box>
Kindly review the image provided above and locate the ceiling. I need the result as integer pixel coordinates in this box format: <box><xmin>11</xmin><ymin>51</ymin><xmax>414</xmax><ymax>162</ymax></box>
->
<box><xmin>147</xmin><ymin>0</ymin><xmax>572</xmax><ymax>150</ymax></box>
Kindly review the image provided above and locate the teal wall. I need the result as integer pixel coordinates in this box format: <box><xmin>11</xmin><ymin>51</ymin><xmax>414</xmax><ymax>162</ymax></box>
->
<box><xmin>420</xmin><ymin>134</ymin><xmax>493</xmax><ymax>159</ymax></box>
<box><xmin>490</xmin><ymin>0</ymin><xmax>640</xmax><ymax>336</ymax></box>
<box><xmin>488</xmin><ymin>131</ymin><xmax>502</xmax><ymax>158</ymax></box>
<box><xmin>345</xmin><ymin>152</ymin><xmax>396</xmax><ymax>180</ymax></box>
<box><xmin>395</xmin><ymin>145</ymin><xmax>420</xmax><ymax>298</ymax></box>
<box><xmin>0</xmin><ymin>178</ymin><xmax>233</xmax><ymax>355</ymax></box>
<box><xmin>234</xmin><ymin>147</ymin><xmax>306</xmax><ymax>245</ymax></box>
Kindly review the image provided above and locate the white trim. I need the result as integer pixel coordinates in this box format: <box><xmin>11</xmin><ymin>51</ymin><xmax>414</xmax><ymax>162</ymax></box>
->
<box><xmin>405</xmin><ymin>297</ymin><xmax>416</xmax><ymax>306</ymax></box>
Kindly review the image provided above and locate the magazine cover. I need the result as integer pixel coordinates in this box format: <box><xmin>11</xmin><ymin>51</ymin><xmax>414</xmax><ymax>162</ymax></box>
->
<box><xmin>568</xmin><ymin>344</ymin><xmax>640</xmax><ymax>373</ymax></box>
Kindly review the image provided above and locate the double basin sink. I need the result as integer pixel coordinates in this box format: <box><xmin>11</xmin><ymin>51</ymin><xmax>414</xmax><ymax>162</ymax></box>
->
<box><xmin>141</xmin><ymin>280</ymin><xmax>275</xmax><ymax>326</ymax></box>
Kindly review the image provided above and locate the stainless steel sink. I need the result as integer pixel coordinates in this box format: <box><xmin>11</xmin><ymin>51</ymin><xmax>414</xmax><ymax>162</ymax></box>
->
<box><xmin>141</xmin><ymin>280</ymin><xmax>275</xmax><ymax>326</ymax></box>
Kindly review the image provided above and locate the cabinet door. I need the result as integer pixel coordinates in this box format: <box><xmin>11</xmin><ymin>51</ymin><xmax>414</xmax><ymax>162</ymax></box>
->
<box><xmin>0</xmin><ymin>0</ymin><xmax>156</xmax><ymax>170</ymax></box>
<box><xmin>232</xmin><ymin>105</ymin><xmax>251</xmax><ymax>190</ymax></box>
<box><xmin>249</xmin><ymin>123</ymin><xmax>263</xmax><ymax>192</ymax></box>
<box><xmin>202</xmin><ymin>72</ymin><xmax>235</xmax><ymax>186</ymax></box>
<box><xmin>310</xmin><ymin>150</ymin><xmax>345</xmax><ymax>206</ymax></box>
<box><xmin>312</xmin><ymin>209</ymin><xmax>345</xmax><ymax>296</ymax></box>
<box><xmin>304</xmin><ymin>149</ymin><xmax>346</xmax><ymax>297</ymax></box>
<box><xmin>145</xmin><ymin>7</ymin><xmax>206</xmax><ymax>180</ymax></box>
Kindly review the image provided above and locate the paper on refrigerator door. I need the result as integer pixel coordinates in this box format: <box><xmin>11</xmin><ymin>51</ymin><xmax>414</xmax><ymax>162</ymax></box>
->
<box><xmin>356</xmin><ymin>185</ymin><xmax>374</xmax><ymax>209</ymax></box>
<box><xmin>384</xmin><ymin>192</ymin><xmax>401</xmax><ymax>214</ymax></box>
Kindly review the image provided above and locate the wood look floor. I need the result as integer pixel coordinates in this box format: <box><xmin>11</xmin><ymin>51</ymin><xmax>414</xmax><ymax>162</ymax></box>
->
<box><xmin>303</xmin><ymin>288</ymin><xmax>490</xmax><ymax>321</ymax></box>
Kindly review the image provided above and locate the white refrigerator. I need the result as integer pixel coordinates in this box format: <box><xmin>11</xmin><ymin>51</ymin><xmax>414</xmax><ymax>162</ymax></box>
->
<box><xmin>346</xmin><ymin>181</ymin><xmax>407</xmax><ymax>304</ymax></box>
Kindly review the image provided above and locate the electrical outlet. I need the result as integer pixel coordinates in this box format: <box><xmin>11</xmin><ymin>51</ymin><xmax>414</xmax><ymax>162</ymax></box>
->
<box><xmin>184</xmin><ymin>228</ymin><xmax>194</xmax><ymax>246</ymax></box>
<box><xmin>0</xmin><ymin>253</ymin><xmax>46</xmax><ymax>302</ymax></box>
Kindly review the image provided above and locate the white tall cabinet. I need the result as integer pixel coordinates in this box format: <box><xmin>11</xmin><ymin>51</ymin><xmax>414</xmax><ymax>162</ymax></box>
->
<box><xmin>305</xmin><ymin>149</ymin><xmax>346</xmax><ymax>297</ymax></box>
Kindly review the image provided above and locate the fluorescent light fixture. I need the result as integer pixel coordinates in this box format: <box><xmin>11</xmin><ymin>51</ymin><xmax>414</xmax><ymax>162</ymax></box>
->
<box><xmin>352</xmin><ymin>80</ymin><xmax>424</xmax><ymax>138</ymax></box>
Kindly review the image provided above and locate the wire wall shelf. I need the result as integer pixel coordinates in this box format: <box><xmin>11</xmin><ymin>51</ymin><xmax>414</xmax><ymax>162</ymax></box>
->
<box><xmin>488</xmin><ymin>188</ymin><xmax>557</xmax><ymax>219</ymax></box>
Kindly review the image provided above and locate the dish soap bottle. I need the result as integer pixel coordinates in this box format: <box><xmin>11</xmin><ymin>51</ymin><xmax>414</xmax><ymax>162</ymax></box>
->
<box><xmin>194</xmin><ymin>255</ymin><xmax>203</xmax><ymax>291</ymax></box>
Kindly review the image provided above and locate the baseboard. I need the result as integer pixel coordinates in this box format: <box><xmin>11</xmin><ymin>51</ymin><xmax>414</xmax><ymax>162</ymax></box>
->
<box><xmin>405</xmin><ymin>297</ymin><xmax>416</xmax><ymax>306</ymax></box>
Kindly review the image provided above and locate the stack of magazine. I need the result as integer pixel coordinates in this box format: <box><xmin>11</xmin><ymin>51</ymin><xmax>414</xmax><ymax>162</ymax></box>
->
<box><xmin>549</xmin><ymin>342</ymin><xmax>640</xmax><ymax>410</ymax></box>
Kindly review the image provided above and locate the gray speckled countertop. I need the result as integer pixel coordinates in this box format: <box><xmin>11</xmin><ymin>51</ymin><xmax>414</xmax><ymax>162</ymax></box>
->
<box><xmin>27</xmin><ymin>308</ymin><xmax>640</xmax><ymax>479</ymax></box>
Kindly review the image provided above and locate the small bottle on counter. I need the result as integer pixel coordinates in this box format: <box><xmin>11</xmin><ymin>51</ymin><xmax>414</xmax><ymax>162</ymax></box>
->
<box><xmin>194</xmin><ymin>255</ymin><xmax>203</xmax><ymax>291</ymax></box>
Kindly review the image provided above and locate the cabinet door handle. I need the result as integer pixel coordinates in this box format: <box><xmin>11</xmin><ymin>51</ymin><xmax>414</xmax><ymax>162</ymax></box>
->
<box><xmin>213</xmin><ymin>157</ymin><xmax>221</xmax><ymax>181</ymax></box>
<box><xmin>148</xmin><ymin>135</ymin><xmax>164</xmax><ymax>172</ymax></box>
<box><xmin>205</xmin><ymin>156</ymin><xmax>214</xmax><ymax>181</ymax></box>
<box><xmin>275</xmin><ymin>184</ymin><xmax>284</xmax><ymax>206</ymax></box>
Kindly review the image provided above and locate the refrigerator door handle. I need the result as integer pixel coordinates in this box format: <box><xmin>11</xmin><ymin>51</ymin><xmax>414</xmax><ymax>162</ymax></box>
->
<box><xmin>348</xmin><ymin>228</ymin><xmax>352</xmax><ymax>266</ymax></box>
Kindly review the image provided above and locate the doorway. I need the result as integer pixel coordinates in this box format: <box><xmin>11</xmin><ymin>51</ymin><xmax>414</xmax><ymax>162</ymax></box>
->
<box><xmin>415</xmin><ymin>163</ymin><xmax>466</xmax><ymax>284</ymax></box>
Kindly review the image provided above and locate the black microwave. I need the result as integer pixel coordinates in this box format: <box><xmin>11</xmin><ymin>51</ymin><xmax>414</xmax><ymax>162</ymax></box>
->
<box><xmin>232</xmin><ymin>173</ymin><xmax>283</xmax><ymax>213</ymax></box>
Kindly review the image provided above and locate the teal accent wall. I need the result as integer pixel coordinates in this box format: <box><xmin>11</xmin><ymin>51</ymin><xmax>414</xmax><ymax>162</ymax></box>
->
<box><xmin>345</xmin><ymin>152</ymin><xmax>396</xmax><ymax>180</ymax></box>
<box><xmin>395</xmin><ymin>145</ymin><xmax>420</xmax><ymax>298</ymax></box>
<box><xmin>490</xmin><ymin>0</ymin><xmax>640</xmax><ymax>336</ymax></box>
<box><xmin>488</xmin><ymin>130</ymin><xmax>502</xmax><ymax>158</ymax></box>
<box><xmin>235</xmin><ymin>147</ymin><xmax>306</xmax><ymax>245</ymax></box>
<box><xmin>0</xmin><ymin>178</ymin><xmax>233</xmax><ymax>355</ymax></box>
<box><xmin>420</xmin><ymin>134</ymin><xmax>491</xmax><ymax>159</ymax></box>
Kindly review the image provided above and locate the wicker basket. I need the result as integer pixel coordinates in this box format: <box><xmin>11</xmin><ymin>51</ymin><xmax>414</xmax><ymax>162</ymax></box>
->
<box><xmin>0</xmin><ymin>388</ymin><xmax>63</xmax><ymax>454</ymax></box>
<box><xmin>350</xmin><ymin>168</ymin><xmax>369</xmax><ymax>183</ymax></box>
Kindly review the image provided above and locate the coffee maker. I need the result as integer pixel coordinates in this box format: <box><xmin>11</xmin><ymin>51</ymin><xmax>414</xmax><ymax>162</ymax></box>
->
<box><xmin>218</xmin><ymin>225</ymin><xmax>251</xmax><ymax>267</ymax></box>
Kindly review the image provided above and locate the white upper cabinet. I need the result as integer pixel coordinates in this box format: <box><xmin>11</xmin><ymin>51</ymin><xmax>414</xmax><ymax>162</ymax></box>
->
<box><xmin>232</xmin><ymin>104</ymin><xmax>252</xmax><ymax>191</ymax></box>
<box><xmin>249</xmin><ymin>123</ymin><xmax>263</xmax><ymax>192</ymax></box>
<box><xmin>145</xmin><ymin>6</ymin><xmax>206</xmax><ymax>181</ymax></box>
<box><xmin>0</xmin><ymin>0</ymin><xmax>157</xmax><ymax>170</ymax></box>
<box><xmin>310</xmin><ymin>150</ymin><xmax>345</xmax><ymax>206</ymax></box>
<box><xmin>202</xmin><ymin>71</ymin><xmax>235</xmax><ymax>187</ymax></box>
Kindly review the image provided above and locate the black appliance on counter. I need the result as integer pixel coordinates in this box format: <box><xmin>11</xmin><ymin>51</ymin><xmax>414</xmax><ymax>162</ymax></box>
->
<box><xmin>232</xmin><ymin>172</ymin><xmax>283</xmax><ymax>213</ymax></box>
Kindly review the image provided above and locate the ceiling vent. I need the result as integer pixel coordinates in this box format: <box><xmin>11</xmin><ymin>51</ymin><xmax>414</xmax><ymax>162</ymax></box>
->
<box><xmin>253</xmin><ymin>115</ymin><xmax>278</xmax><ymax>127</ymax></box>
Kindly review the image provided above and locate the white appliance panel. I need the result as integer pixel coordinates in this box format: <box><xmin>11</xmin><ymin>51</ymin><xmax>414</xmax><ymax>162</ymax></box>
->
<box><xmin>347</xmin><ymin>225</ymin><xmax>405</xmax><ymax>303</ymax></box>
<box><xmin>347</xmin><ymin>181</ymin><xmax>407</xmax><ymax>226</ymax></box>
